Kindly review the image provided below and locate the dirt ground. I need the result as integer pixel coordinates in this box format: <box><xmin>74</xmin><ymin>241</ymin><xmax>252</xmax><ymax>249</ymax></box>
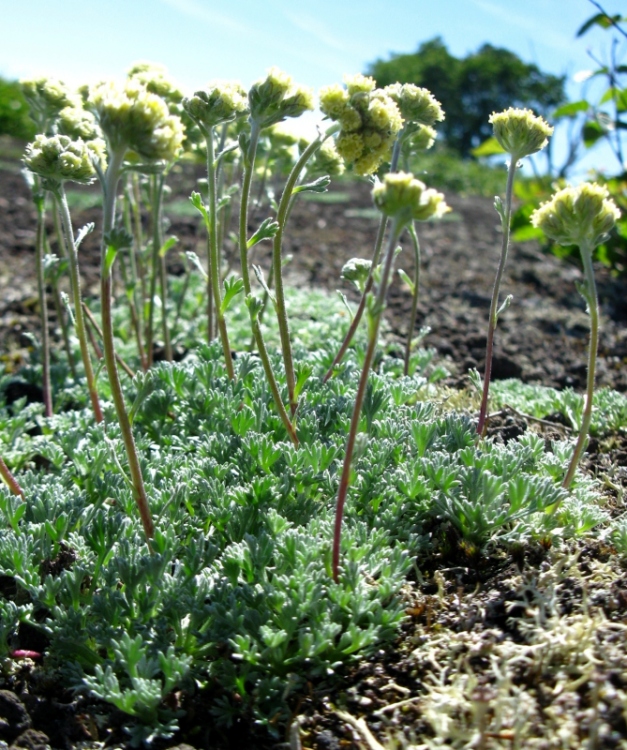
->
<box><xmin>1</xmin><ymin>156</ymin><xmax>627</xmax><ymax>749</ymax></box>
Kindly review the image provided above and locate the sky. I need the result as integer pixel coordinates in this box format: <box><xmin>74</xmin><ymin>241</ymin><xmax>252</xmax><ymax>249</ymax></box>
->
<box><xmin>1</xmin><ymin>0</ymin><xmax>625</xmax><ymax>175</ymax></box>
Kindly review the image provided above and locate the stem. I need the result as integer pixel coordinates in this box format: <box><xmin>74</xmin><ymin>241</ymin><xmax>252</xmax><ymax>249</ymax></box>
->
<box><xmin>205</xmin><ymin>130</ymin><xmax>235</xmax><ymax>379</ymax></box>
<box><xmin>403</xmin><ymin>223</ymin><xmax>421</xmax><ymax>377</ymax></box>
<box><xmin>562</xmin><ymin>242</ymin><xmax>599</xmax><ymax>490</ymax></box>
<box><xmin>82</xmin><ymin>302</ymin><xmax>136</xmax><ymax>379</ymax></box>
<box><xmin>34</xmin><ymin>194</ymin><xmax>53</xmax><ymax>417</ymax></box>
<box><xmin>323</xmin><ymin>215</ymin><xmax>387</xmax><ymax>382</ymax></box>
<box><xmin>101</xmin><ymin>150</ymin><xmax>154</xmax><ymax>545</ymax></box>
<box><xmin>333</xmin><ymin>218</ymin><xmax>402</xmax><ymax>582</ymax></box>
<box><xmin>476</xmin><ymin>155</ymin><xmax>519</xmax><ymax>435</ymax></box>
<box><xmin>239</xmin><ymin>121</ymin><xmax>298</xmax><ymax>445</ymax></box>
<box><xmin>54</xmin><ymin>185</ymin><xmax>103</xmax><ymax>423</ymax></box>
<box><xmin>146</xmin><ymin>174</ymin><xmax>169</xmax><ymax>366</ymax></box>
<box><xmin>323</xmin><ymin>136</ymin><xmax>404</xmax><ymax>383</ymax></box>
<box><xmin>0</xmin><ymin>456</ymin><xmax>24</xmax><ymax>498</ymax></box>
<box><xmin>273</xmin><ymin>129</ymin><xmax>335</xmax><ymax>414</ymax></box>
<box><xmin>123</xmin><ymin>183</ymin><xmax>147</xmax><ymax>370</ymax></box>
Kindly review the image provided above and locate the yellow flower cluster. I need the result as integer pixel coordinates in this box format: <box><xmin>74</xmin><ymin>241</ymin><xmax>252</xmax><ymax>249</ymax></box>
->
<box><xmin>21</xmin><ymin>77</ymin><xmax>79</xmax><ymax>129</ymax></box>
<box><xmin>183</xmin><ymin>81</ymin><xmax>249</xmax><ymax>132</ymax></box>
<box><xmin>385</xmin><ymin>83</ymin><xmax>444</xmax><ymax>127</ymax></box>
<box><xmin>127</xmin><ymin>62</ymin><xmax>184</xmax><ymax>106</ymax></box>
<box><xmin>89</xmin><ymin>80</ymin><xmax>185</xmax><ymax>162</ymax></box>
<box><xmin>56</xmin><ymin>106</ymin><xmax>100</xmax><ymax>142</ymax></box>
<box><xmin>373</xmin><ymin>172</ymin><xmax>449</xmax><ymax>227</ymax></box>
<box><xmin>249</xmin><ymin>67</ymin><xmax>314</xmax><ymax>130</ymax></box>
<box><xmin>319</xmin><ymin>74</ymin><xmax>402</xmax><ymax>176</ymax></box>
<box><xmin>531</xmin><ymin>183</ymin><xmax>621</xmax><ymax>249</ymax></box>
<box><xmin>490</xmin><ymin>107</ymin><xmax>553</xmax><ymax>158</ymax></box>
<box><xmin>24</xmin><ymin>134</ymin><xmax>102</xmax><ymax>185</ymax></box>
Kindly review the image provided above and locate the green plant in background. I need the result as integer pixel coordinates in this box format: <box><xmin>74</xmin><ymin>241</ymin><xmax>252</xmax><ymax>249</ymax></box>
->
<box><xmin>531</xmin><ymin>182</ymin><xmax>620</xmax><ymax>490</ymax></box>
<box><xmin>0</xmin><ymin>76</ymin><xmax>36</xmax><ymax>141</ymax></box>
<box><xmin>476</xmin><ymin>107</ymin><xmax>553</xmax><ymax>435</ymax></box>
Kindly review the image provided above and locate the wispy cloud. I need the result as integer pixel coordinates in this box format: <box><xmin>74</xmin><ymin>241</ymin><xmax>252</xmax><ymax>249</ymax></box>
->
<box><xmin>469</xmin><ymin>0</ymin><xmax>574</xmax><ymax>53</ymax></box>
<box><xmin>284</xmin><ymin>10</ymin><xmax>346</xmax><ymax>52</ymax></box>
<box><xmin>159</xmin><ymin>0</ymin><xmax>250</xmax><ymax>35</ymax></box>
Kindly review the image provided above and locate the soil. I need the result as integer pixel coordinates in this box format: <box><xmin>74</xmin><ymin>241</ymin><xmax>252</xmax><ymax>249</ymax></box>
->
<box><xmin>1</xmin><ymin>151</ymin><xmax>627</xmax><ymax>749</ymax></box>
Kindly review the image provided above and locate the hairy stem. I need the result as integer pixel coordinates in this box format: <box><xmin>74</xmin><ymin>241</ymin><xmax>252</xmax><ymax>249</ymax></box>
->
<box><xmin>101</xmin><ymin>150</ymin><xmax>154</xmax><ymax>545</ymax></box>
<box><xmin>54</xmin><ymin>185</ymin><xmax>103</xmax><ymax>423</ymax></box>
<box><xmin>0</xmin><ymin>456</ymin><xmax>24</xmax><ymax>498</ymax></box>
<box><xmin>562</xmin><ymin>242</ymin><xmax>599</xmax><ymax>490</ymax></box>
<box><xmin>239</xmin><ymin>122</ymin><xmax>298</xmax><ymax>445</ymax></box>
<box><xmin>34</xmin><ymin>193</ymin><xmax>53</xmax><ymax>417</ymax></box>
<box><xmin>205</xmin><ymin>129</ymin><xmax>235</xmax><ymax>379</ymax></box>
<box><xmin>333</xmin><ymin>218</ymin><xmax>402</xmax><ymax>582</ymax></box>
<box><xmin>403</xmin><ymin>223</ymin><xmax>421</xmax><ymax>377</ymax></box>
<box><xmin>476</xmin><ymin>155</ymin><xmax>518</xmax><ymax>435</ymax></box>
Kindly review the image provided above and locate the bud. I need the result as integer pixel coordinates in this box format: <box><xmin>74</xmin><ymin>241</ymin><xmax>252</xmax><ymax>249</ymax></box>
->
<box><xmin>183</xmin><ymin>81</ymin><xmax>249</xmax><ymax>131</ymax></box>
<box><xmin>248</xmin><ymin>68</ymin><xmax>314</xmax><ymax>129</ymax></box>
<box><xmin>373</xmin><ymin>172</ymin><xmax>449</xmax><ymax>227</ymax></box>
<box><xmin>489</xmin><ymin>107</ymin><xmax>553</xmax><ymax>158</ymax></box>
<box><xmin>24</xmin><ymin>134</ymin><xmax>98</xmax><ymax>185</ymax></box>
<box><xmin>402</xmin><ymin>124</ymin><xmax>437</xmax><ymax>155</ymax></box>
<box><xmin>385</xmin><ymin>84</ymin><xmax>444</xmax><ymax>126</ymax></box>
<box><xmin>88</xmin><ymin>80</ymin><xmax>184</xmax><ymax>162</ymax></box>
<box><xmin>530</xmin><ymin>182</ymin><xmax>621</xmax><ymax>248</ymax></box>
<box><xmin>341</xmin><ymin>258</ymin><xmax>372</xmax><ymax>291</ymax></box>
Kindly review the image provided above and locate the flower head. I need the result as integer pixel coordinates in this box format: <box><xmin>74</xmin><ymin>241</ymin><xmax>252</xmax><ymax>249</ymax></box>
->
<box><xmin>248</xmin><ymin>68</ymin><xmax>314</xmax><ymax>129</ymax></box>
<box><xmin>21</xmin><ymin>77</ymin><xmax>79</xmax><ymax>129</ymax></box>
<box><xmin>320</xmin><ymin>77</ymin><xmax>402</xmax><ymax>176</ymax></box>
<box><xmin>88</xmin><ymin>80</ymin><xmax>184</xmax><ymax>162</ymax></box>
<box><xmin>183</xmin><ymin>81</ymin><xmax>249</xmax><ymax>132</ymax></box>
<box><xmin>24</xmin><ymin>134</ymin><xmax>98</xmax><ymax>185</ymax></box>
<box><xmin>531</xmin><ymin>182</ymin><xmax>621</xmax><ymax>249</ymax></box>
<box><xmin>385</xmin><ymin>84</ymin><xmax>444</xmax><ymax>126</ymax></box>
<box><xmin>309</xmin><ymin>138</ymin><xmax>345</xmax><ymax>178</ymax></box>
<box><xmin>57</xmin><ymin>106</ymin><xmax>100</xmax><ymax>141</ymax></box>
<box><xmin>127</xmin><ymin>62</ymin><xmax>184</xmax><ymax>105</ymax></box>
<box><xmin>490</xmin><ymin>107</ymin><xmax>553</xmax><ymax>158</ymax></box>
<box><xmin>373</xmin><ymin>172</ymin><xmax>449</xmax><ymax>227</ymax></box>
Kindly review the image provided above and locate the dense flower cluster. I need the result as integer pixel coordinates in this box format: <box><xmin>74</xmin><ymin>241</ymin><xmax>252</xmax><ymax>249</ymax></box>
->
<box><xmin>319</xmin><ymin>74</ymin><xmax>402</xmax><ymax>176</ymax></box>
<box><xmin>127</xmin><ymin>62</ymin><xmax>184</xmax><ymax>105</ymax></box>
<box><xmin>309</xmin><ymin>138</ymin><xmax>345</xmax><ymax>178</ymax></box>
<box><xmin>490</xmin><ymin>107</ymin><xmax>553</xmax><ymax>158</ymax></box>
<box><xmin>531</xmin><ymin>182</ymin><xmax>621</xmax><ymax>248</ymax></box>
<box><xmin>24</xmin><ymin>134</ymin><xmax>102</xmax><ymax>184</ymax></box>
<box><xmin>248</xmin><ymin>68</ymin><xmax>314</xmax><ymax>130</ymax></box>
<box><xmin>385</xmin><ymin>83</ymin><xmax>444</xmax><ymax>127</ymax></box>
<box><xmin>183</xmin><ymin>81</ymin><xmax>249</xmax><ymax>131</ymax></box>
<box><xmin>373</xmin><ymin>171</ymin><xmax>449</xmax><ymax>227</ymax></box>
<box><xmin>56</xmin><ymin>106</ymin><xmax>100</xmax><ymax>141</ymax></box>
<box><xmin>88</xmin><ymin>80</ymin><xmax>185</xmax><ymax>162</ymax></box>
<box><xmin>21</xmin><ymin>77</ymin><xmax>79</xmax><ymax>129</ymax></box>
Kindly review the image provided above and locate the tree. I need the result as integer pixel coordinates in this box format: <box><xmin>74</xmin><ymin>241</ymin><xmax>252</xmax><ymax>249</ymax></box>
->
<box><xmin>367</xmin><ymin>38</ymin><xmax>566</xmax><ymax>157</ymax></box>
<box><xmin>0</xmin><ymin>77</ymin><xmax>36</xmax><ymax>141</ymax></box>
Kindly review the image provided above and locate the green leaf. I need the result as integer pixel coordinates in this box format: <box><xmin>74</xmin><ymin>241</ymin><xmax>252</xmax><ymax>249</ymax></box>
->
<box><xmin>220</xmin><ymin>275</ymin><xmax>245</xmax><ymax>316</ymax></box>
<box><xmin>553</xmin><ymin>100</ymin><xmax>589</xmax><ymax>118</ymax></box>
<box><xmin>512</xmin><ymin>225</ymin><xmax>545</xmax><ymax>242</ymax></box>
<box><xmin>247</xmin><ymin>217</ymin><xmax>279</xmax><ymax>249</ymax></box>
<box><xmin>158</xmin><ymin>236</ymin><xmax>178</xmax><ymax>258</ymax></box>
<box><xmin>292</xmin><ymin>175</ymin><xmax>332</xmax><ymax>195</ymax></box>
<box><xmin>576</xmin><ymin>12</ymin><xmax>622</xmax><ymax>37</ymax></box>
<box><xmin>397</xmin><ymin>268</ymin><xmax>415</xmax><ymax>294</ymax></box>
<box><xmin>582</xmin><ymin>120</ymin><xmax>605</xmax><ymax>147</ymax></box>
<box><xmin>104</xmin><ymin>244</ymin><xmax>118</xmax><ymax>275</ymax></box>
<box><xmin>471</xmin><ymin>136</ymin><xmax>506</xmax><ymax>157</ymax></box>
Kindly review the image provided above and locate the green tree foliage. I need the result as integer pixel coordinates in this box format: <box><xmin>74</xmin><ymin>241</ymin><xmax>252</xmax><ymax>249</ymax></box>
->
<box><xmin>367</xmin><ymin>38</ymin><xmax>566</xmax><ymax>157</ymax></box>
<box><xmin>0</xmin><ymin>76</ymin><xmax>36</xmax><ymax>140</ymax></box>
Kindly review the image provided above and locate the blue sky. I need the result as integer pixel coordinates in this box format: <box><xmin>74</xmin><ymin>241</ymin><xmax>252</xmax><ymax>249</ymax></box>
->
<box><xmin>1</xmin><ymin>0</ymin><xmax>625</xmax><ymax>174</ymax></box>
